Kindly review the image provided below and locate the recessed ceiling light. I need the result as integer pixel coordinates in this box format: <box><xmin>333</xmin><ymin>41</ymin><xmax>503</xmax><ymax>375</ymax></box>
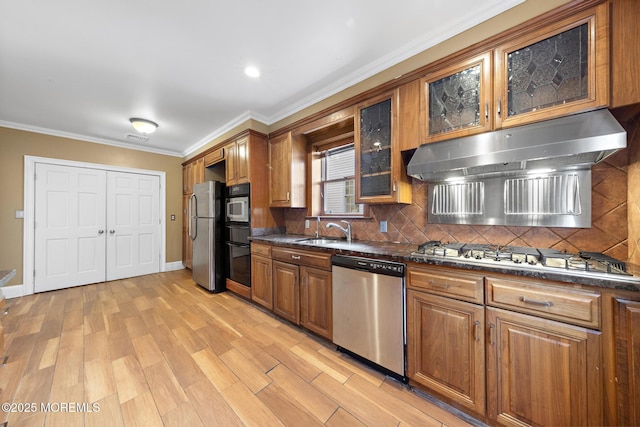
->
<box><xmin>244</xmin><ymin>66</ymin><xmax>260</xmax><ymax>78</ymax></box>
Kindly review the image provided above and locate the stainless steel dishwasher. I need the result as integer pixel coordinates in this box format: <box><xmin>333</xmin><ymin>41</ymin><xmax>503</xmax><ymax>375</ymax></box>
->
<box><xmin>332</xmin><ymin>255</ymin><xmax>406</xmax><ymax>381</ymax></box>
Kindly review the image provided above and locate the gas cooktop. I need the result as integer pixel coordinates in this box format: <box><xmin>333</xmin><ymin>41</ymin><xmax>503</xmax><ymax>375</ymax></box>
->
<box><xmin>411</xmin><ymin>241</ymin><xmax>635</xmax><ymax>280</ymax></box>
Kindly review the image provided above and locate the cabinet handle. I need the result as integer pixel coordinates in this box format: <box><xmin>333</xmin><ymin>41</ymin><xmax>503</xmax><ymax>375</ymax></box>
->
<box><xmin>489</xmin><ymin>323</ymin><xmax>495</xmax><ymax>346</ymax></box>
<box><xmin>519</xmin><ymin>296</ymin><xmax>553</xmax><ymax>307</ymax></box>
<box><xmin>497</xmin><ymin>98</ymin><xmax>502</xmax><ymax>117</ymax></box>
<box><xmin>286</xmin><ymin>191</ymin><xmax>290</xmax><ymax>201</ymax></box>
<box><xmin>392</xmin><ymin>181</ymin><xmax>397</xmax><ymax>192</ymax></box>
<box><xmin>474</xmin><ymin>320</ymin><xmax>481</xmax><ymax>342</ymax></box>
<box><xmin>485</xmin><ymin>102</ymin><xmax>489</xmax><ymax>120</ymax></box>
<box><xmin>291</xmin><ymin>255</ymin><xmax>301</xmax><ymax>260</ymax></box>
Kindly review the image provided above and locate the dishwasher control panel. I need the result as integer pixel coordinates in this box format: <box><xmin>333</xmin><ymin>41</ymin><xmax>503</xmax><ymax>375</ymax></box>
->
<box><xmin>332</xmin><ymin>255</ymin><xmax>405</xmax><ymax>277</ymax></box>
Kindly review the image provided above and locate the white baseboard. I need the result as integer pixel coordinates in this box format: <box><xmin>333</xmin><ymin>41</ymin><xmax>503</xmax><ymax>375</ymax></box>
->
<box><xmin>165</xmin><ymin>261</ymin><xmax>185</xmax><ymax>272</ymax></box>
<box><xmin>3</xmin><ymin>284</ymin><xmax>25</xmax><ymax>299</ymax></box>
<box><xmin>2</xmin><ymin>264</ymin><xmax>184</xmax><ymax>300</ymax></box>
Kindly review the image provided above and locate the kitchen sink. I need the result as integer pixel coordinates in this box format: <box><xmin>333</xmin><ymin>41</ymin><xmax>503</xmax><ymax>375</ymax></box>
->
<box><xmin>296</xmin><ymin>237</ymin><xmax>345</xmax><ymax>245</ymax></box>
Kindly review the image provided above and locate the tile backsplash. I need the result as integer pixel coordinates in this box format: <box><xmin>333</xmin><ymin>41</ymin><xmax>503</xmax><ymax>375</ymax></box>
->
<box><xmin>284</xmin><ymin>149</ymin><xmax>629</xmax><ymax>261</ymax></box>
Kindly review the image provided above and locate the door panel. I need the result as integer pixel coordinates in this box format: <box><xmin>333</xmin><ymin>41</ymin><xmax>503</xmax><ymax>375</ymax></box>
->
<box><xmin>35</xmin><ymin>163</ymin><xmax>107</xmax><ymax>292</ymax></box>
<box><xmin>106</xmin><ymin>172</ymin><xmax>160</xmax><ymax>281</ymax></box>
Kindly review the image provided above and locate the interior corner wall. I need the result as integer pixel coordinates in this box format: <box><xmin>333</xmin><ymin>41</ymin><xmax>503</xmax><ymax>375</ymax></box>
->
<box><xmin>0</xmin><ymin>126</ymin><xmax>184</xmax><ymax>287</ymax></box>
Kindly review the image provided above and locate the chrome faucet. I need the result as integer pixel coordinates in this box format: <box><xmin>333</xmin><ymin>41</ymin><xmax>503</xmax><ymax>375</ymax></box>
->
<box><xmin>326</xmin><ymin>220</ymin><xmax>351</xmax><ymax>242</ymax></box>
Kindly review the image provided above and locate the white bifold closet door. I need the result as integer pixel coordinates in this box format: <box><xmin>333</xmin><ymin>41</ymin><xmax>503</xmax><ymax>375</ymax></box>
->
<box><xmin>34</xmin><ymin>163</ymin><xmax>160</xmax><ymax>292</ymax></box>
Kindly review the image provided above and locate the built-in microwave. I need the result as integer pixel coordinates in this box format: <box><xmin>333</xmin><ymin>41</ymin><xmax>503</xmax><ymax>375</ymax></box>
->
<box><xmin>226</xmin><ymin>196</ymin><xmax>249</xmax><ymax>223</ymax></box>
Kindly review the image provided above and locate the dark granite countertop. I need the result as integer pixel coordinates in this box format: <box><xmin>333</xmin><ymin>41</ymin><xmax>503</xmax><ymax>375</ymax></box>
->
<box><xmin>250</xmin><ymin>235</ymin><xmax>640</xmax><ymax>293</ymax></box>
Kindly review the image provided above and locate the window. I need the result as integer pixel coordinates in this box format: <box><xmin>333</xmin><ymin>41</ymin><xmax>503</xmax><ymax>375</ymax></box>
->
<box><xmin>322</xmin><ymin>144</ymin><xmax>364</xmax><ymax>215</ymax></box>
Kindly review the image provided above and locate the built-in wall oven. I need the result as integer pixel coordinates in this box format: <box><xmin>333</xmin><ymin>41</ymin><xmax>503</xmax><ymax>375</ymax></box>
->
<box><xmin>225</xmin><ymin>183</ymin><xmax>251</xmax><ymax>288</ymax></box>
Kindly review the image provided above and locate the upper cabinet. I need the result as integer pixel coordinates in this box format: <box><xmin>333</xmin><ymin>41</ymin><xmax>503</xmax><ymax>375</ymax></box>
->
<box><xmin>493</xmin><ymin>2</ymin><xmax>609</xmax><ymax>129</ymax></box>
<box><xmin>355</xmin><ymin>90</ymin><xmax>411</xmax><ymax>204</ymax></box>
<box><xmin>420</xmin><ymin>3</ymin><xmax>609</xmax><ymax>144</ymax></box>
<box><xmin>182</xmin><ymin>157</ymin><xmax>204</xmax><ymax>194</ymax></box>
<box><xmin>269</xmin><ymin>131</ymin><xmax>306</xmax><ymax>208</ymax></box>
<box><xmin>421</xmin><ymin>52</ymin><xmax>493</xmax><ymax>144</ymax></box>
<box><xmin>610</xmin><ymin>0</ymin><xmax>640</xmax><ymax>108</ymax></box>
<box><xmin>225</xmin><ymin>135</ymin><xmax>249</xmax><ymax>186</ymax></box>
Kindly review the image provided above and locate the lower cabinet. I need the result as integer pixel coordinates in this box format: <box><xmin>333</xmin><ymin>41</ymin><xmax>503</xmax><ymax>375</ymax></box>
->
<box><xmin>486</xmin><ymin>307</ymin><xmax>602</xmax><ymax>427</ymax></box>
<box><xmin>613</xmin><ymin>297</ymin><xmax>640</xmax><ymax>426</ymax></box>
<box><xmin>407</xmin><ymin>290</ymin><xmax>486</xmax><ymax>415</ymax></box>
<box><xmin>250</xmin><ymin>244</ymin><xmax>333</xmax><ymax>341</ymax></box>
<box><xmin>250</xmin><ymin>244</ymin><xmax>273</xmax><ymax>310</ymax></box>
<box><xmin>407</xmin><ymin>263</ymin><xmax>605</xmax><ymax>426</ymax></box>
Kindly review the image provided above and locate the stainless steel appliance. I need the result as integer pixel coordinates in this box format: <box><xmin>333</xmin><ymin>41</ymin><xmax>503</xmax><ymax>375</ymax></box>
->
<box><xmin>411</xmin><ymin>241</ymin><xmax>636</xmax><ymax>281</ymax></box>
<box><xmin>190</xmin><ymin>181</ymin><xmax>225</xmax><ymax>292</ymax></box>
<box><xmin>332</xmin><ymin>255</ymin><xmax>407</xmax><ymax>381</ymax></box>
<box><xmin>225</xmin><ymin>183</ymin><xmax>251</xmax><ymax>288</ymax></box>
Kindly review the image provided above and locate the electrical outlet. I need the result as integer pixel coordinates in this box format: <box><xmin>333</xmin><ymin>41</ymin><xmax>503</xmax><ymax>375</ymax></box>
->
<box><xmin>305</xmin><ymin>219</ymin><xmax>310</xmax><ymax>229</ymax></box>
<box><xmin>380</xmin><ymin>220</ymin><xmax>387</xmax><ymax>233</ymax></box>
<box><xmin>170</xmin><ymin>214</ymin><xmax>176</xmax><ymax>221</ymax></box>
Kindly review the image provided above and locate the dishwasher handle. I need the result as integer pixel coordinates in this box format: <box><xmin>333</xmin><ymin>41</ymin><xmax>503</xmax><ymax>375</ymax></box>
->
<box><xmin>331</xmin><ymin>254</ymin><xmax>405</xmax><ymax>277</ymax></box>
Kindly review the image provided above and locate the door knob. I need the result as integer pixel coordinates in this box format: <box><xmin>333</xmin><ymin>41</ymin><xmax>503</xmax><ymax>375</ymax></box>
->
<box><xmin>109</xmin><ymin>230</ymin><xmax>115</xmax><ymax>234</ymax></box>
<box><xmin>98</xmin><ymin>229</ymin><xmax>104</xmax><ymax>234</ymax></box>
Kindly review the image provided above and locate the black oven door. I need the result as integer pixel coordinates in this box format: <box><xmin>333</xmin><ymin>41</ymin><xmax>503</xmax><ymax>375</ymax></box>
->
<box><xmin>226</xmin><ymin>242</ymin><xmax>251</xmax><ymax>287</ymax></box>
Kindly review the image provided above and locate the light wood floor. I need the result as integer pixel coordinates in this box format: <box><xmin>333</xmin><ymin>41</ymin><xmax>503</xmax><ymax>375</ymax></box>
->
<box><xmin>0</xmin><ymin>270</ymin><xmax>475</xmax><ymax>427</ymax></box>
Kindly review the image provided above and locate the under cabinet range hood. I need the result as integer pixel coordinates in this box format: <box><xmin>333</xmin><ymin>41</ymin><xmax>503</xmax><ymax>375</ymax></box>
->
<box><xmin>407</xmin><ymin>109</ymin><xmax>627</xmax><ymax>182</ymax></box>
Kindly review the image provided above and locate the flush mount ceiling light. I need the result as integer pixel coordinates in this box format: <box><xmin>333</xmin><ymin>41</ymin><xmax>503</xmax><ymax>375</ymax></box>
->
<box><xmin>129</xmin><ymin>118</ymin><xmax>158</xmax><ymax>134</ymax></box>
<box><xmin>244</xmin><ymin>66</ymin><xmax>260</xmax><ymax>78</ymax></box>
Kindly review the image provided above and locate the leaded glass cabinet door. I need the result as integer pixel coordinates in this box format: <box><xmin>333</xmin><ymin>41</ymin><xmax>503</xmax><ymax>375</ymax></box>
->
<box><xmin>494</xmin><ymin>3</ymin><xmax>608</xmax><ymax>129</ymax></box>
<box><xmin>421</xmin><ymin>52</ymin><xmax>492</xmax><ymax>144</ymax></box>
<box><xmin>355</xmin><ymin>91</ymin><xmax>399</xmax><ymax>203</ymax></box>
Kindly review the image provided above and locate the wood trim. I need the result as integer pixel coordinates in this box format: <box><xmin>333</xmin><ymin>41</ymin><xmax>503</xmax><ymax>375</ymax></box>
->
<box><xmin>226</xmin><ymin>278</ymin><xmax>251</xmax><ymax>299</ymax></box>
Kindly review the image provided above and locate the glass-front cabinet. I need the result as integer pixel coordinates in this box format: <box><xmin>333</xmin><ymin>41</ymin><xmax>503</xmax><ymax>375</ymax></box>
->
<box><xmin>355</xmin><ymin>90</ymin><xmax>411</xmax><ymax>204</ymax></box>
<box><xmin>493</xmin><ymin>2</ymin><xmax>608</xmax><ymax>129</ymax></box>
<box><xmin>421</xmin><ymin>53</ymin><xmax>492</xmax><ymax>144</ymax></box>
<box><xmin>420</xmin><ymin>3</ymin><xmax>608</xmax><ymax>143</ymax></box>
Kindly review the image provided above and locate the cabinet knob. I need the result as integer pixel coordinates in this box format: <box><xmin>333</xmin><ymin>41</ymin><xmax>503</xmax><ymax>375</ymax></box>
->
<box><xmin>109</xmin><ymin>230</ymin><xmax>115</xmax><ymax>234</ymax></box>
<box><xmin>98</xmin><ymin>229</ymin><xmax>104</xmax><ymax>235</ymax></box>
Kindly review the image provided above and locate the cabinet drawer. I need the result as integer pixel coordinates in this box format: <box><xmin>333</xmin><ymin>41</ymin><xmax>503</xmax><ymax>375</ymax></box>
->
<box><xmin>204</xmin><ymin>147</ymin><xmax>224</xmax><ymax>166</ymax></box>
<box><xmin>272</xmin><ymin>246</ymin><xmax>331</xmax><ymax>270</ymax></box>
<box><xmin>407</xmin><ymin>265</ymin><xmax>484</xmax><ymax>304</ymax></box>
<box><xmin>486</xmin><ymin>277</ymin><xmax>601</xmax><ymax>329</ymax></box>
<box><xmin>251</xmin><ymin>242</ymin><xmax>271</xmax><ymax>257</ymax></box>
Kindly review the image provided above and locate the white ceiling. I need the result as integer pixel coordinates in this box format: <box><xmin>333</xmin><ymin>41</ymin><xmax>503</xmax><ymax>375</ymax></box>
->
<box><xmin>0</xmin><ymin>0</ymin><xmax>523</xmax><ymax>157</ymax></box>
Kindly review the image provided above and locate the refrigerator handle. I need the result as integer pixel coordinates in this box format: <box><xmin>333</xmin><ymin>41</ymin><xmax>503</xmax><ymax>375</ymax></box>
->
<box><xmin>189</xmin><ymin>194</ymin><xmax>197</xmax><ymax>240</ymax></box>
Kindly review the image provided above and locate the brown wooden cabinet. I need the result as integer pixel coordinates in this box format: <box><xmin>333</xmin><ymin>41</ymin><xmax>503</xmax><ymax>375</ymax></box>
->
<box><xmin>613</xmin><ymin>297</ymin><xmax>640</xmax><ymax>425</ymax></box>
<box><xmin>182</xmin><ymin>157</ymin><xmax>204</xmax><ymax>195</ymax></box>
<box><xmin>300</xmin><ymin>266</ymin><xmax>332</xmax><ymax>339</ymax></box>
<box><xmin>269</xmin><ymin>131</ymin><xmax>306</xmax><ymax>208</ymax></box>
<box><xmin>181</xmin><ymin>158</ymin><xmax>203</xmax><ymax>268</ymax></box>
<box><xmin>355</xmin><ymin>90</ymin><xmax>411</xmax><ymax>204</ymax></box>
<box><xmin>272</xmin><ymin>260</ymin><xmax>300</xmax><ymax>324</ymax></box>
<box><xmin>225</xmin><ymin>135</ymin><xmax>249</xmax><ymax>186</ymax></box>
<box><xmin>406</xmin><ymin>264</ymin><xmax>486</xmax><ymax>416</ymax></box>
<box><xmin>271</xmin><ymin>246</ymin><xmax>332</xmax><ymax>339</ymax></box>
<box><xmin>182</xmin><ymin>194</ymin><xmax>193</xmax><ymax>269</ymax></box>
<box><xmin>493</xmin><ymin>2</ymin><xmax>609</xmax><ymax>130</ymax></box>
<box><xmin>420</xmin><ymin>52</ymin><xmax>493</xmax><ymax>144</ymax></box>
<box><xmin>250</xmin><ymin>243</ymin><xmax>273</xmax><ymax>310</ymax></box>
<box><xmin>611</xmin><ymin>0</ymin><xmax>640</xmax><ymax>108</ymax></box>
<box><xmin>419</xmin><ymin>2</ymin><xmax>609</xmax><ymax>146</ymax></box>
<box><xmin>486</xmin><ymin>306</ymin><xmax>602</xmax><ymax>426</ymax></box>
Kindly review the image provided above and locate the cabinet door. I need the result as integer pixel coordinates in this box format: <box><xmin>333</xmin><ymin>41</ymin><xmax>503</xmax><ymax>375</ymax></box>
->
<box><xmin>272</xmin><ymin>260</ymin><xmax>299</xmax><ymax>324</ymax></box>
<box><xmin>235</xmin><ymin>136</ymin><xmax>249</xmax><ymax>184</ymax></box>
<box><xmin>486</xmin><ymin>307</ymin><xmax>602</xmax><ymax>426</ymax></box>
<box><xmin>407</xmin><ymin>290</ymin><xmax>485</xmax><ymax>416</ymax></box>
<box><xmin>182</xmin><ymin>163</ymin><xmax>192</xmax><ymax>194</ymax></box>
<box><xmin>300</xmin><ymin>266</ymin><xmax>332</xmax><ymax>340</ymax></box>
<box><xmin>494</xmin><ymin>3</ymin><xmax>608</xmax><ymax>129</ymax></box>
<box><xmin>269</xmin><ymin>133</ymin><xmax>292</xmax><ymax>206</ymax></box>
<box><xmin>251</xmin><ymin>254</ymin><xmax>273</xmax><ymax>310</ymax></box>
<box><xmin>225</xmin><ymin>141</ymin><xmax>238</xmax><ymax>185</ymax></box>
<box><xmin>192</xmin><ymin>158</ymin><xmax>205</xmax><ymax>187</ymax></box>
<box><xmin>614</xmin><ymin>298</ymin><xmax>640</xmax><ymax>426</ymax></box>
<box><xmin>355</xmin><ymin>91</ymin><xmax>396</xmax><ymax>203</ymax></box>
<box><xmin>182</xmin><ymin>194</ymin><xmax>192</xmax><ymax>269</ymax></box>
<box><xmin>421</xmin><ymin>52</ymin><xmax>492</xmax><ymax>144</ymax></box>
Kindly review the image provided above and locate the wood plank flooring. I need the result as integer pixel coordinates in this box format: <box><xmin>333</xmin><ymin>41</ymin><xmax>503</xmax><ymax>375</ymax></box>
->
<box><xmin>0</xmin><ymin>270</ymin><xmax>475</xmax><ymax>426</ymax></box>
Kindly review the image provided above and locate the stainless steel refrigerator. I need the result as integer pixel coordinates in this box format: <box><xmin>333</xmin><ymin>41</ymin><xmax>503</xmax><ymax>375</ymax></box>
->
<box><xmin>190</xmin><ymin>181</ymin><xmax>225</xmax><ymax>292</ymax></box>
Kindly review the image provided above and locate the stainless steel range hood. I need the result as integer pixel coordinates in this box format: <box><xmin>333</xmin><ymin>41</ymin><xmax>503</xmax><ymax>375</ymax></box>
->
<box><xmin>407</xmin><ymin>109</ymin><xmax>627</xmax><ymax>182</ymax></box>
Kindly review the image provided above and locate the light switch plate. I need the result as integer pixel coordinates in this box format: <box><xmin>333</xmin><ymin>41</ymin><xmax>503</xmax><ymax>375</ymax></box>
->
<box><xmin>15</xmin><ymin>210</ymin><xmax>24</xmax><ymax>219</ymax></box>
<box><xmin>380</xmin><ymin>220</ymin><xmax>387</xmax><ymax>232</ymax></box>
